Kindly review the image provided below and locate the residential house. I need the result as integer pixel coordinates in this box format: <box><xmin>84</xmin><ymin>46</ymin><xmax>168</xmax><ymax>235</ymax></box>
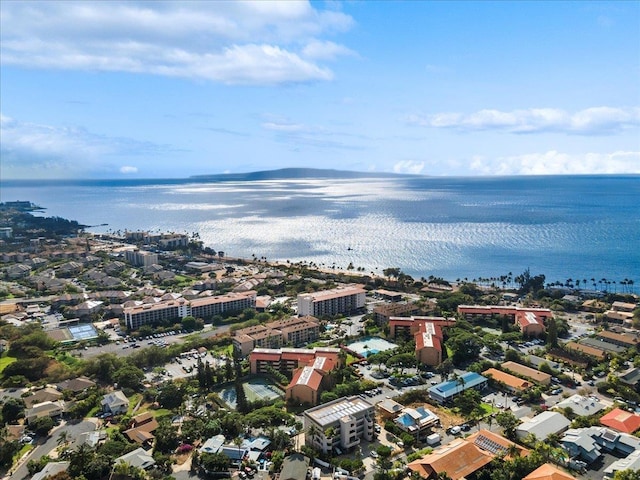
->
<box><xmin>101</xmin><ymin>390</ymin><xmax>129</xmax><ymax>415</ymax></box>
<box><xmin>523</xmin><ymin>464</ymin><xmax>577</xmax><ymax>480</ymax></box>
<box><xmin>394</xmin><ymin>406</ymin><xmax>440</xmax><ymax>440</ymax></box>
<box><xmin>555</xmin><ymin>394</ymin><xmax>604</xmax><ymax>417</ymax></box>
<box><xmin>115</xmin><ymin>447</ymin><xmax>156</xmax><ymax>470</ymax></box>
<box><xmin>56</xmin><ymin>376</ymin><xmax>96</xmax><ymax>393</ymax></box>
<box><xmin>408</xmin><ymin>429</ymin><xmax>528</xmax><ymax>479</ymax></box>
<box><xmin>32</xmin><ymin>462</ymin><xmax>70</xmax><ymax>480</ymax></box>
<box><xmin>124</xmin><ymin>411</ymin><xmax>159</xmax><ymax>445</ymax></box>
<box><xmin>25</xmin><ymin>400</ymin><xmax>65</xmax><ymax>424</ymax></box>
<box><xmin>599</xmin><ymin>408</ymin><xmax>640</xmax><ymax>434</ymax></box>
<box><xmin>619</xmin><ymin>367</ymin><xmax>640</xmax><ymax>390</ymax></box>
<box><xmin>516</xmin><ymin>411</ymin><xmax>571</xmax><ymax>441</ymax></box>
<box><xmin>604</xmin><ymin>449</ymin><xmax>640</xmax><ymax>479</ymax></box>
<box><xmin>23</xmin><ymin>387</ymin><xmax>63</xmax><ymax>408</ymax></box>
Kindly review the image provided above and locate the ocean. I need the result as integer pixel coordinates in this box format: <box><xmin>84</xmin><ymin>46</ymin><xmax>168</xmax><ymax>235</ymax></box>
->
<box><xmin>1</xmin><ymin>174</ymin><xmax>638</xmax><ymax>287</ymax></box>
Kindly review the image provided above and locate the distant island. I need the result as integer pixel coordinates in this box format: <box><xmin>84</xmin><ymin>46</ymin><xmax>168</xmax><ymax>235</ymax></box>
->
<box><xmin>190</xmin><ymin>167</ymin><xmax>423</xmax><ymax>182</ymax></box>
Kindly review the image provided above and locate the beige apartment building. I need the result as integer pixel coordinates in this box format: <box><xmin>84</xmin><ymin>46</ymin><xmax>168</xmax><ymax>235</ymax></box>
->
<box><xmin>123</xmin><ymin>290</ymin><xmax>256</xmax><ymax>329</ymax></box>
<box><xmin>233</xmin><ymin>316</ymin><xmax>320</xmax><ymax>356</ymax></box>
<box><xmin>297</xmin><ymin>285</ymin><xmax>366</xmax><ymax>317</ymax></box>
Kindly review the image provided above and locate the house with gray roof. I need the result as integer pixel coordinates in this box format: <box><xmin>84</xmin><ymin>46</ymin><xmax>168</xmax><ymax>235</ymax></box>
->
<box><xmin>516</xmin><ymin>411</ymin><xmax>571</xmax><ymax>441</ymax></box>
<box><xmin>32</xmin><ymin>461</ymin><xmax>69</xmax><ymax>480</ymax></box>
<box><xmin>115</xmin><ymin>447</ymin><xmax>156</xmax><ymax>470</ymax></box>
<box><xmin>555</xmin><ymin>394</ymin><xmax>604</xmax><ymax>417</ymax></box>
<box><xmin>101</xmin><ymin>390</ymin><xmax>129</xmax><ymax>415</ymax></box>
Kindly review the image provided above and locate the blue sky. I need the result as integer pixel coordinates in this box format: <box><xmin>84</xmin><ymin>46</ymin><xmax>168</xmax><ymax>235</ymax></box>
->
<box><xmin>1</xmin><ymin>0</ymin><xmax>639</xmax><ymax>179</ymax></box>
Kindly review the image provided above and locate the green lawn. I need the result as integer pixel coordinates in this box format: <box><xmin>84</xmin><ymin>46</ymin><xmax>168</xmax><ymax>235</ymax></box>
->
<box><xmin>0</xmin><ymin>355</ymin><xmax>17</xmax><ymax>374</ymax></box>
<box><xmin>346</xmin><ymin>353</ymin><xmax>358</xmax><ymax>365</ymax></box>
<box><xmin>479</xmin><ymin>402</ymin><xmax>497</xmax><ymax>415</ymax></box>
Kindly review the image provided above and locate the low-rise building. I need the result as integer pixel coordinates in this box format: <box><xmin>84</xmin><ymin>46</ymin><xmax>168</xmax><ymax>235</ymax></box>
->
<box><xmin>457</xmin><ymin>305</ymin><xmax>551</xmax><ymax>337</ymax></box>
<box><xmin>124</xmin><ymin>411</ymin><xmax>159</xmax><ymax>445</ymax></box>
<box><xmin>501</xmin><ymin>361</ymin><xmax>552</xmax><ymax>385</ymax></box>
<box><xmin>599</xmin><ymin>408</ymin><xmax>640</xmax><ymax>434</ymax></box>
<box><xmin>372</xmin><ymin>302</ymin><xmax>419</xmax><ymax>326</ymax></box>
<box><xmin>286</xmin><ymin>356</ymin><xmax>336</xmax><ymax>406</ymax></box>
<box><xmin>115</xmin><ymin>447</ymin><xmax>156</xmax><ymax>470</ymax></box>
<box><xmin>389</xmin><ymin>316</ymin><xmax>455</xmax><ymax>366</ymax></box>
<box><xmin>596</xmin><ymin>330</ymin><xmax>640</xmax><ymax>349</ymax></box>
<box><xmin>304</xmin><ymin>396</ymin><xmax>375</xmax><ymax>454</ymax></box>
<box><xmin>25</xmin><ymin>400</ymin><xmax>65</xmax><ymax>424</ymax></box>
<box><xmin>561</xmin><ymin>426</ymin><xmax>640</xmax><ymax>464</ymax></box>
<box><xmin>250</xmin><ymin>346</ymin><xmax>341</xmax><ymax>375</ymax></box>
<box><xmin>428</xmin><ymin>372</ymin><xmax>488</xmax><ymax>404</ymax></box>
<box><xmin>483</xmin><ymin>368</ymin><xmax>532</xmax><ymax>393</ymax></box>
<box><xmin>233</xmin><ymin>316</ymin><xmax>320</xmax><ymax>356</ymax></box>
<box><xmin>101</xmin><ymin>390</ymin><xmax>129</xmax><ymax>415</ymax></box>
<box><xmin>523</xmin><ymin>464</ymin><xmax>577</xmax><ymax>480</ymax></box>
<box><xmin>407</xmin><ymin>429</ymin><xmax>528</xmax><ymax>479</ymax></box>
<box><xmin>604</xmin><ymin>449</ymin><xmax>640</xmax><ymax>479</ymax></box>
<box><xmin>555</xmin><ymin>394</ymin><xmax>604</xmax><ymax>417</ymax></box>
<box><xmin>394</xmin><ymin>406</ymin><xmax>439</xmax><ymax>439</ymax></box>
<box><xmin>32</xmin><ymin>462</ymin><xmax>69</xmax><ymax>480</ymax></box>
<box><xmin>23</xmin><ymin>387</ymin><xmax>63</xmax><ymax>408</ymax></box>
<box><xmin>516</xmin><ymin>411</ymin><xmax>571</xmax><ymax>441</ymax></box>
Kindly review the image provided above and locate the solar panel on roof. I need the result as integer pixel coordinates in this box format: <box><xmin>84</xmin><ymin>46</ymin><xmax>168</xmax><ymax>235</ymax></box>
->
<box><xmin>474</xmin><ymin>435</ymin><xmax>508</xmax><ymax>455</ymax></box>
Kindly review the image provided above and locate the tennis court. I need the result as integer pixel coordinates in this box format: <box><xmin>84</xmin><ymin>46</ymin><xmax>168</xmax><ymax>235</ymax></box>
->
<box><xmin>217</xmin><ymin>377</ymin><xmax>285</xmax><ymax>410</ymax></box>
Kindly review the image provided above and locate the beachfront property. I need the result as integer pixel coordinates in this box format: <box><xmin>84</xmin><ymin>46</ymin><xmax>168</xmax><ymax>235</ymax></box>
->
<box><xmin>304</xmin><ymin>395</ymin><xmax>375</xmax><ymax>454</ymax></box>
<box><xmin>123</xmin><ymin>290</ymin><xmax>256</xmax><ymax>329</ymax></box>
<box><xmin>407</xmin><ymin>429</ymin><xmax>528</xmax><ymax>479</ymax></box>
<box><xmin>516</xmin><ymin>411</ymin><xmax>571</xmax><ymax>441</ymax></box>
<box><xmin>457</xmin><ymin>305</ymin><xmax>551</xmax><ymax>336</ymax></box>
<box><xmin>428</xmin><ymin>372</ymin><xmax>488</xmax><ymax>404</ymax></box>
<box><xmin>501</xmin><ymin>361</ymin><xmax>552</xmax><ymax>385</ymax></box>
<box><xmin>297</xmin><ymin>284</ymin><xmax>366</xmax><ymax>317</ymax></box>
<box><xmin>249</xmin><ymin>346</ymin><xmax>341</xmax><ymax>375</ymax></box>
<box><xmin>124</xmin><ymin>249</ymin><xmax>158</xmax><ymax>267</ymax></box>
<box><xmin>233</xmin><ymin>316</ymin><xmax>320</xmax><ymax>356</ymax></box>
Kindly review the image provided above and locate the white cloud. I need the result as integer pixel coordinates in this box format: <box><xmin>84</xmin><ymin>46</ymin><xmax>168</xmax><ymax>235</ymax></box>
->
<box><xmin>0</xmin><ymin>1</ymin><xmax>354</xmax><ymax>85</ymax></box>
<box><xmin>407</xmin><ymin>107</ymin><xmax>640</xmax><ymax>135</ymax></box>
<box><xmin>468</xmin><ymin>150</ymin><xmax>640</xmax><ymax>176</ymax></box>
<box><xmin>393</xmin><ymin>160</ymin><xmax>425</xmax><ymax>175</ymax></box>
<box><xmin>120</xmin><ymin>166</ymin><xmax>139</xmax><ymax>174</ymax></box>
<box><xmin>0</xmin><ymin>113</ymin><xmax>168</xmax><ymax>178</ymax></box>
<box><xmin>302</xmin><ymin>40</ymin><xmax>356</xmax><ymax>60</ymax></box>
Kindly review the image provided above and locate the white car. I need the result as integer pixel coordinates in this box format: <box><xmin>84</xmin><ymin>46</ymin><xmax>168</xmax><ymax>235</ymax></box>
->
<box><xmin>449</xmin><ymin>426</ymin><xmax>462</xmax><ymax>435</ymax></box>
<box><xmin>370</xmin><ymin>451</ymin><xmax>379</xmax><ymax>458</ymax></box>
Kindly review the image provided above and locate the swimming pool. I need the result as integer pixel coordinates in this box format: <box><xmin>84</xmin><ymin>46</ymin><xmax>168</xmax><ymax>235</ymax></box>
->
<box><xmin>346</xmin><ymin>336</ymin><xmax>398</xmax><ymax>357</ymax></box>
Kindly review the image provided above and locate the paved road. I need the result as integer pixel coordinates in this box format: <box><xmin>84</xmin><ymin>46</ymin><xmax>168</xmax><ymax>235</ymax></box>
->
<box><xmin>10</xmin><ymin>420</ymin><xmax>96</xmax><ymax>480</ymax></box>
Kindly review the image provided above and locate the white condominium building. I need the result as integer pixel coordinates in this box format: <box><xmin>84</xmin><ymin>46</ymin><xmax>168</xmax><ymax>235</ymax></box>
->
<box><xmin>304</xmin><ymin>395</ymin><xmax>375</xmax><ymax>454</ymax></box>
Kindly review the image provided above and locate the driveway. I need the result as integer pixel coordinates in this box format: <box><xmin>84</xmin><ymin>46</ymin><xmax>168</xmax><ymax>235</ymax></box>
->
<box><xmin>10</xmin><ymin>420</ymin><xmax>96</xmax><ymax>480</ymax></box>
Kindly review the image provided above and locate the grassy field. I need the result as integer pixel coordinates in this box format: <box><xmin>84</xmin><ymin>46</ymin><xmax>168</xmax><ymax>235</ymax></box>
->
<box><xmin>0</xmin><ymin>355</ymin><xmax>17</xmax><ymax>374</ymax></box>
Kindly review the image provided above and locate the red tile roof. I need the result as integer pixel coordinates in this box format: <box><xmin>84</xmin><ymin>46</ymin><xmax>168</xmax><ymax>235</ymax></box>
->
<box><xmin>600</xmin><ymin>408</ymin><xmax>640</xmax><ymax>434</ymax></box>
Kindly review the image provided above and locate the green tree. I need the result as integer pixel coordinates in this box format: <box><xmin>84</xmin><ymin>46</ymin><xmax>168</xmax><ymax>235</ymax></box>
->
<box><xmin>154</xmin><ymin>419</ymin><xmax>179</xmax><ymax>453</ymax></box>
<box><xmin>1</xmin><ymin>397</ymin><xmax>25</xmax><ymax>424</ymax></box>
<box><xmin>546</xmin><ymin>317</ymin><xmax>558</xmax><ymax>347</ymax></box>
<box><xmin>113</xmin><ymin>364</ymin><xmax>145</xmax><ymax>390</ymax></box>
<box><xmin>30</xmin><ymin>416</ymin><xmax>55</xmax><ymax>436</ymax></box>
<box><xmin>613</xmin><ymin>470</ymin><xmax>640</xmax><ymax>480</ymax></box>
<box><xmin>200</xmin><ymin>452</ymin><xmax>231</xmax><ymax>472</ymax></box>
<box><xmin>495</xmin><ymin>411</ymin><xmax>520</xmax><ymax>440</ymax></box>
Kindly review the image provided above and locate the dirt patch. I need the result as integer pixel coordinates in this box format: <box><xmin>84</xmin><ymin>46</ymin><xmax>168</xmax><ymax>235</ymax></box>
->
<box><xmin>407</xmin><ymin>402</ymin><xmax>465</xmax><ymax>429</ymax></box>
<box><xmin>174</xmin><ymin>452</ymin><xmax>191</xmax><ymax>465</ymax></box>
